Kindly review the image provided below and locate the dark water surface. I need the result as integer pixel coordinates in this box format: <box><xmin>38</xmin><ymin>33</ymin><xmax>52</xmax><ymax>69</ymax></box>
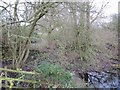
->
<box><xmin>88</xmin><ymin>71</ymin><xmax>120</xmax><ymax>89</ymax></box>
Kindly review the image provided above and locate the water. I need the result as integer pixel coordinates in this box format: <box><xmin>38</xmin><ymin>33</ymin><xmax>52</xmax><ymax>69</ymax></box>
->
<box><xmin>88</xmin><ymin>71</ymin><xmax>120</xmax><ymax>89</ymax></box>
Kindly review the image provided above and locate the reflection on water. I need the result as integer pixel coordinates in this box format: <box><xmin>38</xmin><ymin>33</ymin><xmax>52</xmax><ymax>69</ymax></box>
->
<box><xmin>88</xmin><ymin>71</ymin><xmax>120</xmax><ymax>89</ymax></box>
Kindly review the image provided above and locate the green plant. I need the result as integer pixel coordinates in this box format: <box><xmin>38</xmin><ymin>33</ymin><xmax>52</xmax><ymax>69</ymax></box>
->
<box><xmin>35</xmin><ymin>61</ymin><xmax>73</xmax><ymax>88</ymax></box>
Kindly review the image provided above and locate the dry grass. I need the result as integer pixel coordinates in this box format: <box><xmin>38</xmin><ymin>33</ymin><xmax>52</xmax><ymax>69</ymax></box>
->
<box><xmin>89</xmin><ymin>29</ymin><xmax>118</xmax><ymax>71</ymax></box>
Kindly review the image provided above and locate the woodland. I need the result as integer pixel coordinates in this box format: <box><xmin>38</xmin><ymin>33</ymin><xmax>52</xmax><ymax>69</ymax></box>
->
<box><xmin>0</xmin><ymin>0</ymin><xmax>119</xmax><ymax>89</ymax></box>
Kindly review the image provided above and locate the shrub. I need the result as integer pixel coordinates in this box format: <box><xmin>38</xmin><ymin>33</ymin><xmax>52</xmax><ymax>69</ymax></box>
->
<box><xmin>35</xmin><ymin>61</ymin><xmax>73</xmax><ymax>88</ymax></box>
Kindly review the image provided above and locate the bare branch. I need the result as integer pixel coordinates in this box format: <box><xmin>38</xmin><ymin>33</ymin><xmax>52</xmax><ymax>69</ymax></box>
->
<box><xmin>14</xmin><ymin>0</ymin><xmax>19</xmax><ymax>21</ymax></box>
<box><xmin>0</xmin><ymin>21</ymin><xmax>27</xmax><ymax>27</ymax></box>
<box><xmin>90</xmin><ymin>2</ymin><xmax>109</xmax><ymax>24</ymax></box>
